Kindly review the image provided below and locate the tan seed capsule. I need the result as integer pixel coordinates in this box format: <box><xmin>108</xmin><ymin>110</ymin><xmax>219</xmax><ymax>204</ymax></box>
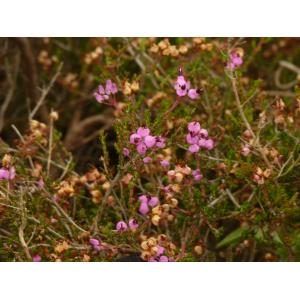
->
<box><xmin>102</xmin><ymin>181</ymin><xmax>110</xmax><ymax>191</ymax></box>
<box><xmin>141</xmin><ymin>241</ymin><xmax>149</xmax><ymax>250</ymax></box>
<box><xmin>162</xmin><ymin>204</ymin><xmax>170</xmax><ymax>212</ymax></box>
<box><xmin>175</xmin><ymin>172</ymin><xmax>184</xmax><ymax>183</ymax></box>
<box><xmin>147</xmin><ymin>237</ymin><xmax>157</xmax><ymax>247</ymax></box>
<box><xmin>167</xmin><ymin>214</ymin><xmax>174</xmax><ymax>222</ymax></box>
<box><xmin>170</xmin><ymin>198</ymin><xmax>178</xmax><ymax>207</ymax></box>
<box><xmin>151</xmin><ymin>215</ymin><xmax>161</xmax><ymax>226</ymax></box>
<box><xmin>194</xmin><ymin>245</ymin><xmax>204</xmax><ymax>255</ymax></box>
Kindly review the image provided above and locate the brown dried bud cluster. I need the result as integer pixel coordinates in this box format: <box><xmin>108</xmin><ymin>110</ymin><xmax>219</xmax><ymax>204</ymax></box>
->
<box><xmin>122</xmin><ymin>80</ymin><xmax>139</xmax><ymax>96</ymax></box>
<box><xmin>84</xmin><ymin>46</ymin><xmax>103</xmax><ymax>65</ymax></box>
<box><xmin>167</xmin><ymin>165</ymin><xmax>192</xmax><ymax>183</ymax></box>
<box><xmin>253</xmin><ymin>167</ymin><xmax>271</xmax><ymax>185</ymax></box>
<box><xmin>151</xmin><ymin>203</ymin><xmax>174</xmax><ymax>226</ymax></box>
<box><xmin>193</xmin><ymin>37</ymin><xmax>213</xmax><ymax>51</ymax></box>
<box><xmin>140</xmin><ymin>235</ymin><xmax>176</xmax><ymax>261</ymax></box>
<box><xmin>149</xmin><ymin>39</ymin><xmax>189</xmax><ymax>57</ymax></box>
<box><xmin>61</xmin><ymin>73</ymin><xmax>79</xmax><ymax>90</ymax></box>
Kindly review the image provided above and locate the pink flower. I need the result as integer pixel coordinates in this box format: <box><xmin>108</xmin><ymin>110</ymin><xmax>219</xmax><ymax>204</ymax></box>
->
<box><xmin>143</xmin><ymin>157</ymin><xmax>152</xmax><ymax>164</ymax></box>
<box><xmin>130</xmin><ymin>127</ymin><xmax>166</xmax><ymax>156</ymax></box>
<box><xmin>188</xmin><ymin>89</ymin><xmax>200</xmax><ymax>100</ymax></box>
<box><xmin>32</xmin><ymin>255</ymin><xmax>41</xmax><ymax>262</ymax></box>
<box><xmin>136</xmin><ymin>143</ymin><xmax>147</xmax><ymax>155</ymax></box>
<box><xmin>192</xmin><ymin>169</ymin><xmax>203</xmax><ymax>181</ymax></box>
<box><xmin>128</xmin><ymin>218</ymin><xmax>139</xmax><ymax>230</ymax></box>
<box><xmin>188</xmin><ymin>121</ymin><xmax>201</xmax><ymax>133</ymax></box>
<box><xmin>186</xmin><ymin>133</ymin><xmax>199</xmax><ymax>144</ymax></box>
<box><xmin>204</xmin><ymin>139</ymin><xmax>214</xmax><ymax>150</ymax></box>
<box><xmin>130</xmin><ymin>133</ymin><xmax>141</xmax><ymax>145</ymax></box>
<box><xmin>94</xmin><ymin>79</ymin><xmax>117</xmax><ymax>103</ymax></box>
<box><xmin>139</xmin><ymin>195</ymin><xmax>148</xmax><ymax>203</ymax></box>
<box><xmin>139</xmin><ymin>202</ymin><xmax>149</xmax><ymax>215</ymax></box>
<box><xmin>186</xmin><ymin>122</ymin><xmax>214</xmax><ymax>153</ymax></box>
<box><xmin>174</xmin><ymin>70</ymin><xmax>201</xmax><ymax>100</ymax></box>
<box><xmin>188</xmin><ymin>144</ymin><xmax>200</xmax><ymax>153</ymax></box>
<box><xmin>144</xmin><ymin>135</ymin><xmax>156</xmax><ymax>148</ymax></box>
<box><xmin>148</xmin><ymin>196</ymin><xmax>159</xmax><ymax>207</ymax></box>
<box><xmin>160</xmin><ymin>160</ymin><xmax>170</xmax><ymax>168</ymax></box>
<box><xmin>137</xmin><ymin>127</ymin><xmax>150</xmax><ymax>137</ymax></box>
<box><xmin>0</xmin><ymin>168</ymin><xmax>9</xmax><ymax>180</ymax></box>
<box><xmin>156</xmin><ymin>136</ymin><xmax>166</xmax><ymax>148</ymax></box>
<box><xmin>0</xmin><ymin>167</ymin><xmax>15</xmax><ymax>180</ymax></box>
<box><xmin>90</xmin><ymin>238</ymin><xmax>101</xmax><ymax>251</ymax></box>
<box><xmin>227</xmin><ymin>52</ymin><xmax>243</xmax><ymax>70</ymax></box>
<box><xmin>123</xmin><ymin>148</ymin><xmax>130</xmax><ymax>157</ymax></box>
<box><xmin>175</xmin><ymin>75</ymin><xmax>190</xmax><ymax>97</ymax></box>
<box><xmin>159</xmin><ymin>256</ymin><xmax>169</xmax><ymax>262</ymax></box>
<box><xmin>116</xmin><ymin>221</ymin><xmax>128</xmax><ymax>232</ymax></box>
<box><xmin>105</xmin><ymin>79</ymin><xmax>118</xmax><ymax>95</ymax></box>
<box><xmin>241</xmin><ymin>145</ymin><xmax>251</xmax><ymax>156</ymax></box>
<box><xmin>157</xmin><ymin>246</ymin><xmax>165</xmax><ymax>256</ymax></box>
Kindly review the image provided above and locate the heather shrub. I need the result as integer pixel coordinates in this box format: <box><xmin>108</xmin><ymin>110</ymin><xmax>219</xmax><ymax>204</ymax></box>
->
<box><xmin>0</xmin><ymin>38</ymin><xmax>300</xmax><ymax>261</ymax></box>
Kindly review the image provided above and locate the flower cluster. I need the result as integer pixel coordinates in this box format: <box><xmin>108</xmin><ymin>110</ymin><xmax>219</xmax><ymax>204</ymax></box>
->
<box><xmin>89</xmin><ymin>238</ymin><xmax>103</xmax><ymax>251</ymax></box>
<box><xmin>186</xmin><ymin>121</ymin><xmax>214</xmax><ymax>153</ymax></box>
<box><xmin>253</xmin><ymin>167</ymin><xmax>271</xmax><ymax>185</ymax></box>
<box><xmin>116</xmin><ymin>218</ymin><xmax>139</xmax><ymax>232</ymax></box>
<box><xmin>94</xmin><ymin>79</ymin><xmax>117</xmax><ymax>103</ymax></box>
<box><xmin>130</xmin><ymin>127</ymin><xmax>166</xmax><ymax>155</ymax></box>
<box><xmin>140</xmin><ymin>235</ymin><xmax>176</xmax><ymax>262</ymax></box>
<box><xmin>174</xmin><ymin>71</ymin><xmax>200</xmax><ymax>99</ymax></box>
<box><xmin>227</xmin><ymin>48</ymin><xmax>244</xmax><ymax>70</ymax></box>
<box><xmin>138</xmin><ymin>194</ymin><xmax>159</xmax><ymax>215</ymax></box>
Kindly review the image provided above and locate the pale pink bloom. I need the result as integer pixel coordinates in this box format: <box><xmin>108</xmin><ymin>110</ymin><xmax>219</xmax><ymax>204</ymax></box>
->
<box><xmin>157</xmin><ymin>246</ymin><xmax>165</xmax><ymax>256</ymax></box>
<box><xmin>148</xmin><ymin>196</ymin><xmax>159</xmax><ymax>207</ymax></box>
<box><xmin>139</xmin><ymin>195</ymin><xmax>148</xmax><ymax>203</ymax></box>
<box><xmin>128</xmin><ymin>218</ymin><xmax>139</xmax><ymax>230</ymax></box>
<box><xmin>130</xmin><ymin>133</ymin><xmax>141</xmax><ymax>145</ymax></box>
<box><xmin>33</xmin><ymin>255</ymin><xmax>41</xmax><ymax>262</ymax></box>
<box><xmin>227</xmin><ymin>52</ymin><xmax>243</xmax><ymax>70</ymax></box>
<box><xmin>159</xmin><ymin>256</ymin><xmax>169</xmax><ymax>262</ymax></box>
<box><xmin>204</xmin><ymin>139</ymin><xmax>214</xmax><ymax>150</ymax></box>
<box><xmin>139</xmin><ymin>202</ymin><xmax>149</xmax><ymax>215</ymax></box>
<box><xmin>198</xmin><ymin>138</ymin><xmax>207</xmax><ymax>148</ymax></box>
<box><xmin>192</xmin><ymin>169</ymin><xmax>203</xmax><ymax>181</ymax></box>
<box><xmin>160</xmin><ymin>160</ymin><xmax>170</xmax><ymax>167</ymax></box>
<box><xmin>137</xmin><ymin>127</ymin><xmax>150</xmax><ymax>137</ymax></box>
<box><xmin>175</xmin><ymin>75</ymin><xmax>190</xmax><ymax>97</ymax></box>
<box><xmin>186</xmin><ymin>133</ymin><xmax>199</xmax><ymax>144</ymax></box>
<box><xmin>188</xmin><ymin>144</ymin><xmax>200</xmax><ymax>153</ymax></box>
<box><xmin>188</xmin><ymin>122</ymin><xmax>201</xmax><ymax>133</ymax></box>
<box><xmin>143</xmin><ymin>157</ymin><xmax>152</xmax><ymax>164</ymax></box>
<box><xmin>123</xmin><ymin>147</ymin><xmax>130</xmax><ymax>157</ymax></box>
<box><xmin>188</xmin><ymin>88</ymin><xmax>200</xmax><ymax>100</ymax></box>
<box><xmin>241</xmin><ymin>145</ymin><xmax>251</xmax><ymax>156</ymax></box>
<box><xmin>199</xmin><ymin>128</ymin><xmax>208</xmax><ymax>138</ymax></box>
<box><xmin>105</xmin><ymin>79</ymin><xmax>118</xmax><ymax>95</ymax></box>
<box><xmin>0</xmin><ymin>167</ymin><xmax>15</xmax><ymax>180</ymax></box>
<box><xmin>136</xmin><ymin>143</ymin><xmax>147</xmax><ymax>155</ymax></box>
<box><xmin>156</xmin><ymin>136</ymin><xmax>166</xmax><ymax>148</ymax></box>
<box><xmin>94</xmin><ymin>80</ymin><xmax>117</xmax><ymax>103</ymax></box>
<box><xmin>144</xmin><ymin>135</ymin><xmax>156</xmax><ymax>148</ymax></box>
<box><xmin>90</xmin><ymin>238</ymin><xmax>101</xmax><ymax>251</ymax></box>
<box><xmin>0</xmin><ymin>168</ymin><xmax>9</xmax><ymax>180</ymax></box>
<box><xmin>116</xmin><ymin>221</ymin><xmax>128</xmax><ymax>232</ymax></box>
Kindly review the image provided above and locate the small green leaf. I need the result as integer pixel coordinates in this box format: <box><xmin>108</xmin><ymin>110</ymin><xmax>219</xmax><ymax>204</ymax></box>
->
<box><xmin>216</xmin><ymin>227</ymin><xmax>248</xmax><ymax>249</ymax></box>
